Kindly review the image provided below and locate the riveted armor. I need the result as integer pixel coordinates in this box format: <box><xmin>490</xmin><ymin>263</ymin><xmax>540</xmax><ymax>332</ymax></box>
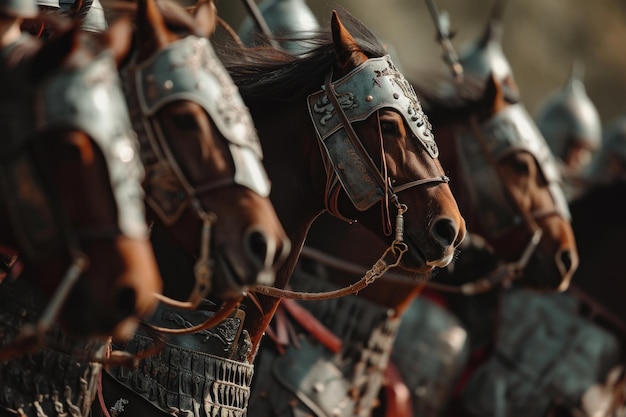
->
<box><xmin>456</xmin><ymin>103</ymin><xmax>570</xmax><ymax>237</ymax></box>
<box><xmin>122</xmin><ymin>35</ymin><xmax>270</xmax><ymax>225</ymax></box>
<box><xmin>238</xmin><ymin>0</ymin><xmax>320</xmax><ymax>55</ymax></box>
<box><xmin>535</xmin><ymin>67</ymin><xmax>602</xmax><ymax>165</ymax></box>
<box><xmin>308</xmin><ymin>55</ymin><xmax>438</xmax><ymax>210</ymax></box>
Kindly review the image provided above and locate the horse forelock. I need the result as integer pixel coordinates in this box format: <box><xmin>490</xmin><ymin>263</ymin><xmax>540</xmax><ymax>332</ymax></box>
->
<box><xmin>219</xmin><ymin>10</ymin><xmax>387</xmax><ymax>105</ymax></box>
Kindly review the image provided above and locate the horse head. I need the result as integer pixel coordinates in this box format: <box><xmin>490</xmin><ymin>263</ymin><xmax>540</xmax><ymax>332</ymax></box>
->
<box><xmin>421</xmin><ymin>69</ymin><xmax>578</xmax><ymax>291</ymax></box>
<box><xmin>119</xmin><ymin>0</ymin><xmax>290</xmax><ymax>302</ymax></box>
<box><xmin>0</xmin><ymin>19</ymin><xmax>162</xmax><ymax>340</ymax></box>
<box><xmin>227</xmin><ymin>11</ymin><xmax>465</xmax><ymax>277</ymax></box>
<box><xmin>319</xmin><ymin>12</ymin><xmax>466</xmax><ymax>272</ymax></box>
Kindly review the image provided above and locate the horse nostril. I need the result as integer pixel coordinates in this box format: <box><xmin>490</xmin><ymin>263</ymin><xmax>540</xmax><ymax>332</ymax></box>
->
<box><xmin>557</xmin><ymin>248</ymin><xmax>576</xmax><ymax>277</ymax></box>
<box><xmin>115</xmin><ymin>287</ymin><xmax>137</xmax><ymax>318</ymax></box>
<box><xmin>430</xmin><ymin>217</ymin><xmax>458</xmax><ymax>249</ymax></box>
<box><xmin>245</xmin><ymin>228</ymin><xmax>270</xmax><ymax>268</ymax></box>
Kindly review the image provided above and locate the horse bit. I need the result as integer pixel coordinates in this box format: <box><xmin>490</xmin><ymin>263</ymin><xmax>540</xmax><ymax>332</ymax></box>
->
<box><xmin>250</xmin><ymin>55</ymin><xmax>450</xmax><ymax>301</ymax></box>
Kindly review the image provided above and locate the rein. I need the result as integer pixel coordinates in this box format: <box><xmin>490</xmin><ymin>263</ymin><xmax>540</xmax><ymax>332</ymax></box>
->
<box><xmin>295</xmin><ymin>229</ymin><xmax>541</xmax><ymax>296</ymax></box>
<box><xmin>126</xmin><ymin>83</ymin><xmax>224</xmax><ymax>308</ymax></box>
<box><xmin>246</xmin><ymin>67</ymin><xmax>448</xmax><ymax>302</ymax></box>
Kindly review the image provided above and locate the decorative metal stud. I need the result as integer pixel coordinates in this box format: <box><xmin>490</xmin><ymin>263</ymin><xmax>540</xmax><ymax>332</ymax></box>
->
<box><xmin>393</xmin><ymin>92</ymin><xmax>400</xmax><ymax>99</ymax></box>
<box><xmin>366</xmin><ymin>95</ymin><xmax>373</xmax><ymax>102</ymax></box>
<box><xmin>163</xmin><ymin>80</ymin><xmax>173</xmax><ymax>90</ymax></box>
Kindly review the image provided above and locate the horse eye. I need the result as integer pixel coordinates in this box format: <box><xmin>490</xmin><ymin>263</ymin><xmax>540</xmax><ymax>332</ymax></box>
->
<box><xmin>509</xmin><ymin>155</ymin><xmax>531</xmax><ymax>175</ymax></box>
<box><xmin>380</xmin><ymin>120</ymin><xmax>398</xmax><ymax>135</ymax></box>
<box><xmin>60</xmin><ymin>142</ymin><xmax>83</xmax><ymax>161</ymax></box>
<box><xmin>171</xmin><ymin>113</ymin><xmax>199</xmax><ymax>131</ymax></box>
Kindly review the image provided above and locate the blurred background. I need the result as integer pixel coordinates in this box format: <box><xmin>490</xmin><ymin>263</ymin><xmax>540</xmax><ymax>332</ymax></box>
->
<box><xmin>213</xmin><ymin>0</ymin><xmax>626</xmax><ymax>127</ymax></box>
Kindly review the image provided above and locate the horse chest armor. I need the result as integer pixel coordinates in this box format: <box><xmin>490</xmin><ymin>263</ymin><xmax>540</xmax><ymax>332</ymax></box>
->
<box><xmin>461</xmin><ymin>289</ymin><xmax>622</xmax><ymax>417</ymax></box>
<box><xmin>248</xmin><ymin>274</ymin><xmax>400</xmax><ymax>417</ymax></box>
<box><xmin>104</xmin><ymin>303</ymin><xmax>254</xmax><ymax>417</ymax></box>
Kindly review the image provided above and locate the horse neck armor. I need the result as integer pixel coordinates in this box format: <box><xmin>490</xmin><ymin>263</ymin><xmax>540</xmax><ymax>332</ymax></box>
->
<box><xmin>307</xmin><ymin>55</ymin><xmax>439</xmax><ymax>211</ymax></box>
<box><xmin>456</xmin><ymin>103</ymin><xmax>570</xmax><ymax>236</ymax></box>
<box><xmin>123</xmin><ymin>35</ymin><xmax>270</xmax><ymax>225</ymax></box>
<box><xmin>0</xmin><ymin>40</ymin><xmax>147</xmax><ymax>260</ymax></box>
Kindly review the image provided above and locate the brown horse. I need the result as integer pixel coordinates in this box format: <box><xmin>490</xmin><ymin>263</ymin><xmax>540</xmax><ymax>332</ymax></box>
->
<box><xmin>0</xmin><ymin>15</ymin><xmax>163</xmax><ymax>417</ymax></box>
<box><xmin>221</xmin><ymin>9</ymin><xmax>466</xmax><ymax>360</ymax></box>
<box><xmin>91</xmin><ymin>2</ymin><xmax>292</xmax><ymax>416</ymax></box>
<box><xmin>244</xmin><ymin>66</ymin><xmax>580</xmax><ymax>416</ymax></box>
<box><xmin>0</xmin><ymin>16</ymin><xmax>161</xmax><ymax>344</ymax></box>
<box><xmin>240</xmin><ymin>4</ymin><xmax>579</xmax><ymax>416</ymax></box>
<box><xmin>92</xmin><ymin>6</ymin><xmax>464</xmax><ymax>417</ymax></box>
<box><xmin>97</xmin><ymin>7</ymin><xmax>459</xmax><ymax>417</ymax></box>
<box><xmin>117</xmin><ymin>0</ymin><xmax>290</xmax><ymax>305</ymax></box>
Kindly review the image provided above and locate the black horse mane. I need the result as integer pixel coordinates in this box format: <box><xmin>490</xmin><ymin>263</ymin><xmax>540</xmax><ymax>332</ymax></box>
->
<box><xmin>217</xmin><ymin>9</ymin><xmax>387</xmax><ymax>105</ymax></box>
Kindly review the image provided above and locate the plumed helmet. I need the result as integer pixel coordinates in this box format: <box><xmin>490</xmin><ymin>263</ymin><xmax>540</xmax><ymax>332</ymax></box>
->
<box><xmin>59</xmin><ymin>0</ymin><xmax>107</xmax><ymax>32</ymax></box>
<box><xmin>0</xmin><ymin>0</ymin><xmax>39</xmax><ymax>18</ymax></box>
<box><xmin>586</xmin><ymin>116</ymin><xmax>626</xmax><ymax>181</ymax></box>
<box><xmin>237</xmin><ymin>0</ymin><xmax>320</xmax><ymax>55</ymax></box>
<box><xmin>535</xmin><ymin>64</ymin><xmax>602</xmax><ymax>162</ymax></box>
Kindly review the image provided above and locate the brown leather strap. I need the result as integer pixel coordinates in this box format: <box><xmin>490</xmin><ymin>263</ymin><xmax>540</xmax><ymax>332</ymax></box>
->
<box><xmin>280</xmin><ymin>298</ymin><xmax>343</xmax><ymax>353</ymax></box>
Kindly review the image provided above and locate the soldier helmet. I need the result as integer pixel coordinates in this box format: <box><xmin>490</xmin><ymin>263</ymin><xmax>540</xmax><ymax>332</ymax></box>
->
<box><xmin>459</xmin><ymin>20</ymin><xmax>514</xmax><ymax>85</ymax></box>
<box><xmin>237</xmin><ymin>0</ymin><xmax>320</xmax><ymax>55</ymax></box>
<box><xmin>535</xmin><ymin>63</ymin><xmax>602</xmax><ymax>164</ymax></box>
<box><xmin>0</xmin><ymin>0</ymin><xmax>39</xmax><ymax>19</ymax></box>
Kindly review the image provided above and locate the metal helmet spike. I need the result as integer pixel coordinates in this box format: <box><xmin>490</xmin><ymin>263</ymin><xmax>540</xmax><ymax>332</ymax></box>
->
<box><xmin>459</xmin><ymin>19</ymin><xmax>515</xmax><ymax>86</ymax></box>
<box><xmin>0</xmin><ymin>0</ymin><xmax>39</xmax><ymax>18</ymax></box>
<box><xmin>238</xmin><ymin>0</ymin><xmax>320</xmax><ymax>55</ymax></box>
<box><xmin>535</xmin><ymin>63</ymin><xmax>602</xmax><ymax>164</ymax></box>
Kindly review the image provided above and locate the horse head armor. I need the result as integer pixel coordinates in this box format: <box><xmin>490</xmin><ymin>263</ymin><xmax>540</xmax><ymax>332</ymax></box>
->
<box><xmin>308</xmin><ymin>55</ymin><xmax>438</xmax><ymax>211</ymax></box>
<box><xmin>123</xmin><ymin>35</ymin><xmax>271</xmax><ymax>225</ymax></box>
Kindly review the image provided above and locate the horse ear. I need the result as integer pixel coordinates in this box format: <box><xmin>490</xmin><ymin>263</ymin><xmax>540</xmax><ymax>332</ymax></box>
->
<box><xmin>67</xmin><ymin>0</ymin><xmax>83</xmax><ymax>18</ymax></box>
<box><xmin>31</xmin><ymin>24</ymin><xmax>80</xmax><ymax>84</ymax></box>
<box><xmin>330</xmin><ymin>10</ymin><xmax>368</xmax><ymax>73</ymax></box>
<box><xmin>103</xmin><ymin>16</ymin><xmax>134</xmax><ymax>66</ymax></box>
<box><xmin>193</xmin><ymin>0</ymin><xmax>217</xmax><ymax>38</ymax></box>
<box><xmin>484</xmin><ymin>72</ymin><xmax>508</xmax><ymax>114</ymax></box>
<box><xmin>136</xmin><ymin>0</ymin><xmax>176</xmax><ymax>60</ymax></box>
